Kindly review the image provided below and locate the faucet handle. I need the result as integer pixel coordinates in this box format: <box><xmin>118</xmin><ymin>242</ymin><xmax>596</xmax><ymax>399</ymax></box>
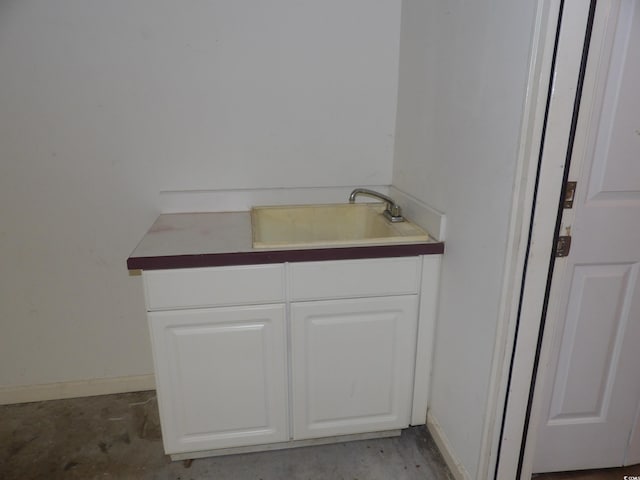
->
<box><xmin>388</xmin><ymin>203</ymin><xmax>402</xmax><ymax>218</ymax></box>
<box><xmin>383</xmin><ymin>206</ymin><xmax>404</xmax><ymax>223</ymax></box>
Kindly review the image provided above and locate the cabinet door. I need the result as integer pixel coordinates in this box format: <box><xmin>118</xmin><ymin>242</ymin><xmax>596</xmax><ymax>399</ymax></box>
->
<box><xmin>149</xmin><ymin>305</ymin><xmax>288</xmax><ymax>454</ymax></box>
<box><xmin>290</xmin><ymin>296</ymin><xmax>418</xmax><ymax>440</ymax></box>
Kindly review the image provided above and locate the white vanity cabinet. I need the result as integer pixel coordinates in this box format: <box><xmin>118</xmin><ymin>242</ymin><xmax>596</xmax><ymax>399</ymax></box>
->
<box><xmin>142</xmin><ymin>255</ymin><xmax>440</xmax><ymax>459</ymax></box>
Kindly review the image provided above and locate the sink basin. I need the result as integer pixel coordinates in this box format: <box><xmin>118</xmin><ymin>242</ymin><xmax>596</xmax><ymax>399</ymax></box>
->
<box><xmin>251</xmin><ymin>203</ymin><xmax>429</xmax><ymax>249</ymax></box>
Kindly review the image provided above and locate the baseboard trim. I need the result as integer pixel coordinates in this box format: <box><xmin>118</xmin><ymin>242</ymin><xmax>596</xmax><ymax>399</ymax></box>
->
<box><xmin>427</xmin><ymin>411</ymin><xmax>471</xmax><ymax>480</ymax></box>
<box><xmin>0</xmin><ymin>374</ymin><xmax>155</xmax><ymax>405</ymax></box>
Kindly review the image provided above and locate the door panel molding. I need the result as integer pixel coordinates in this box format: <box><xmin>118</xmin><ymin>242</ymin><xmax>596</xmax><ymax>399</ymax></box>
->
<box><xmin>548</xmin><ymin>263</ymin><xmax>637</xmax><ymax>424</ymax></box>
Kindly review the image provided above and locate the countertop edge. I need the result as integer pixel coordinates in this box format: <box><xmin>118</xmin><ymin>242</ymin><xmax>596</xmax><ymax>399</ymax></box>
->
<box><xmin>127</xmin><ymin>242</ymin><xmax>445</xmax><ymax>271</ymax></box>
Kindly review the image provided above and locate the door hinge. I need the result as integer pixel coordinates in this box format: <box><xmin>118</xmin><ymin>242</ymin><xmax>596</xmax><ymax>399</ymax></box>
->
<box><xmin>563</xmin><ymin>181</ymin><xmax>577</xmax><ymax>208</ymax></box>
<box><xmin>555</xmin><ymin>235</ymin><xmax>572</xmax><ymax>257</ymax></box>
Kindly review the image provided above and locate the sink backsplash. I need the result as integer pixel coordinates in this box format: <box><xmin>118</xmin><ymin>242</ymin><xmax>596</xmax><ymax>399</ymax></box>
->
<box><xmin>158</xmin><ymin>186</ymin><xmax>389</xmax><ymax>214</ymax></box>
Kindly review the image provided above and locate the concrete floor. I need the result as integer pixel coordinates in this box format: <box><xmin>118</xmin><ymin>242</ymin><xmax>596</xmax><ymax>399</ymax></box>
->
<box><xmin>0</xmin><ymin>390</ymin><xmax>454</xmax><ymax>480</ymax></box>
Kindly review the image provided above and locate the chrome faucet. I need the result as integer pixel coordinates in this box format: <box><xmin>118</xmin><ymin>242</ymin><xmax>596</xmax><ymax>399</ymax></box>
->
<box><xmin>349</xmin><ymin>188</ymin><xmax>404</xmax><ymax>223</ymax></box>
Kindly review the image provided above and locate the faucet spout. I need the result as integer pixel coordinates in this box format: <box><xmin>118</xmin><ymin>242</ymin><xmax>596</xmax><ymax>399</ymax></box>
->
<box><xmin>349</xmin><ymin>188</ymin><xmax>404</xmax><ymax>222</ymax></box>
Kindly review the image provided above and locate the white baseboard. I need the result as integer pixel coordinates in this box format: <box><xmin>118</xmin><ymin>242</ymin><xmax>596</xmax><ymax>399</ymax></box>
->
<box><xmin>427</xmin><ymin>411</ymin><xmax>472</xmax><ymax>480</ymax></box>
<box><xmin>0</xmin><ymin>374</ymin><xmax>155</xmax><ymax>405</ymax></box>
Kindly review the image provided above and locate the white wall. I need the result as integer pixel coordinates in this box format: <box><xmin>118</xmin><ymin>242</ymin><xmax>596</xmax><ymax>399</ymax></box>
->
<box><xmin>393</xmin><ymin>1</ymin><xmax>537</xmax><ymax>477</ymax></box>
<box><xmin>0</xmin><ymin>0</ymin><xmax>401</xmax><ymax>390</ymax></box>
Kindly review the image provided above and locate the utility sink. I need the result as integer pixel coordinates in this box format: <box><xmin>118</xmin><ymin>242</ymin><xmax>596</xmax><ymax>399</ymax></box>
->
<box><xmin>251</xmin><ymin>203</ymin><xmax>430</xmax><ymax>249</ymax></box>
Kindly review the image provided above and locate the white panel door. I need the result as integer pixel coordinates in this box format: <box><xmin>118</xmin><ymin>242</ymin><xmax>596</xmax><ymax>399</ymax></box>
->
<box><xmin>149</xmin><ymin>305</ymin><xmax>288</xmax><ymax>454</ymax></box>
<box><xmin>290</xmin><ymin>296</ymin><xmax>418</xmax><ymax>440</ymax></box>
<box><xmin>534</xmin><ymin>0</ymin><xmax>640</xmax><ymax>472</ymax></box>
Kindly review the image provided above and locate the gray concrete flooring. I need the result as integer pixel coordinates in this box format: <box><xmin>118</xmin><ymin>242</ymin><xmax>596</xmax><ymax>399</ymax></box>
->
<box><xmin>0</xmin><ymin>391</ymin><xmax>454</xmax><ymax>480</ymax></box>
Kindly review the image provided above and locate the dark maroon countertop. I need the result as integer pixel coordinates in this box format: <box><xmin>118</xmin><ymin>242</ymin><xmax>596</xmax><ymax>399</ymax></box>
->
<box><xmin>127</xmin><ymin>212</ymin><xmax>444</xmax><ymax>270</ymax></box>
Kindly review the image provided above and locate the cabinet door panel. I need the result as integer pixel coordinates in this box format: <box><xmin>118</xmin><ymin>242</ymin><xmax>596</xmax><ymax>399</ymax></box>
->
<box><xmin>291</xmin><ymin>296</ymin><xmax>418</xmax><ymax>439</ymax></box>
<box><xmin>149</xmin><ymin>305</ymin><xmax>288</xmax><ymax>454</ymax></box>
